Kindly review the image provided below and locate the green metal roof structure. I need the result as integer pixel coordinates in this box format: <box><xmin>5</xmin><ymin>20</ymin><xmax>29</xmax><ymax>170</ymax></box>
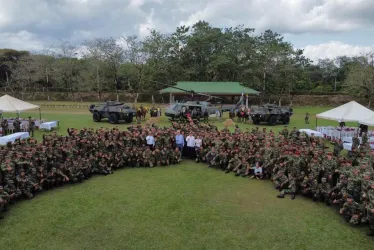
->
<box><xmin>159</xmin><ymin>81</ymin><xmax>260</xmax><ymax>95</ymax></box>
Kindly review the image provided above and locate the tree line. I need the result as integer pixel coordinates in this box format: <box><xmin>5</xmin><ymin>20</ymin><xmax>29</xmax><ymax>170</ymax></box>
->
<box><xmin>0</xmin><ymin>21</ymin><xmax>373</xmax><ymax>106</ymax></box>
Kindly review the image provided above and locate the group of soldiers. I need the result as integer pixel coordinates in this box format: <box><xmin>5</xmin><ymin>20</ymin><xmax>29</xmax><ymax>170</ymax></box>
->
<box><xmin>0</xmin><ymin>117</ymin><xmax>35</xmax><ymax>136</ymax></box>
<box><xmin>172</xmin><ymin>122</ymin><xmax>374</xmax><ymax>236</ymax></box>
<box><xmin>149</xmin><ymin>106</ymin><xmax>162</xmax><ymax>117</ymax></box>
<box><xmin>1</xmin><ymin>122</ymin><xmax>374</xmax><ymax>237</ymax></box>
<box><xmin>0</xmin><ymin>125</ymin><xmax>184</xmax><ymax>219</ymax></box>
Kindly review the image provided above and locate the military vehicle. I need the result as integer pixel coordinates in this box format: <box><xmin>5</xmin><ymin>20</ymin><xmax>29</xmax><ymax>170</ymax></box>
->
<box><xmin>249</xmin><ymin>104</ymin><xmax>293</xmax><ymax>126</ymax></box>
<box><xmin>89</xmin><ymin>101</ymin><xmax>136</xmax><ymax>124</ymax></box>
<box><xmin>165</xmin><ymin>101</ymin><xmax>218</xmax><ymax>120</ymax></box>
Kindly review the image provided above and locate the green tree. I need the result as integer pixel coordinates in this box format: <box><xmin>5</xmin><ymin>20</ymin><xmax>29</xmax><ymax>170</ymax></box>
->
<box><xmin>343</xmin><ymin>54</ymin><xmax>374</xmax><ymax>107</ymax></box>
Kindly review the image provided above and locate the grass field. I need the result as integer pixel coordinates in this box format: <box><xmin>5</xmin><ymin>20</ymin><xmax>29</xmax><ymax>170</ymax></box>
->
<box><xmin>0</xmin><ymin>104</ymin><xmax>373</xmax><ymax>250</ymax></box>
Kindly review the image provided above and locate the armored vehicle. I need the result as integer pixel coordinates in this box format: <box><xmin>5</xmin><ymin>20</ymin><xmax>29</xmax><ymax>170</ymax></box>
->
<box><xmin>249</xmin><ymin>104</ymin><xmax>293</xmax><ymax>126</ymax></box>
<box><xmin>165</xmin><ymin>101</ymin><xmax>219</xmax><ymax>120</ymax></box>
<box><xmin>89</xmin><ymin>101</ymin><xmax>136</xmax><ymax>124</ymax></box>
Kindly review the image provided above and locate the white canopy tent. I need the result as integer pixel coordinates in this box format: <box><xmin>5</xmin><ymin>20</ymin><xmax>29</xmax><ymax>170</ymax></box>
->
<box><xmin>316</xmin><ymin>101</ymin><xmax>374</xmax><ymax>122</ymax></box>
<box><xmin>359</xmin><ymin>115</ymin><xmax>374</xmax><ymax>126</ymax></box>
<box><xmin>0</xmin><ymin>95</ymin><xmax>41</xmax><ymax>119</ymax></box>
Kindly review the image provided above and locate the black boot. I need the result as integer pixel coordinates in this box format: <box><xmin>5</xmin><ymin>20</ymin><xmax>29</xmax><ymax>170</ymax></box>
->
<box><xmin>277</xmin><ymin>194</ymin><xmax>285</xmax><ymax>198</ymax></box>
<box><xmin>291</xmin><ymin>193</ymin><xmax>296</xmax><ymax>200</ymax></box>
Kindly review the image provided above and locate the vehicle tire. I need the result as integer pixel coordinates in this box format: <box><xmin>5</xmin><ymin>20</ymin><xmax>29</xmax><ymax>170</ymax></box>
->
<box><xmin>109</xmin><ymin>113</ymin><xmax>119</xmax><ymax>124</ymax></box>
<box><xmin>253</xmin><ymin>117</ymin><xmax>260</xmax><ymax>125</ymax></box>
<box><xmin>126</xmin><ymin>114</ymin><xmax>133</xmax><ymax>123</ymax></box>
<box><xmin>93</xmin><ymin>112</ymin><xmax>101</xmax><ymax>122</ymax></box>
<box><xmin>268</xmin><ymin>115</ymin><xmax>277</xmax><ymax>126</ymax></box>
<box><xmin>282</xmin><ymin>115</ymin><xmax>290</xmax><ymax>124</ymax></box>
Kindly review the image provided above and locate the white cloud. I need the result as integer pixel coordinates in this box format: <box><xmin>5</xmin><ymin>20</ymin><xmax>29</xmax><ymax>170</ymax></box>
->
<box><xmin>303</xmin><ymin>41</ymin><xmax>374</xmax><ymax>62</ymax></box>
<box><xmin>179</xmin><ymin>0</ymin><xmax>374</xmax><ymax>33</ymax></box>
<box><xmin>138</xmin><ymin>8</ymin><xmax>155</xmax><ymax>38</ymax></box>
<box><xmin>0</xmin><ymin>0</ymin><xmax>373</xmax><ymax>62</ymax></box>
<box><xmin>0</xmin><ymin>30</ymin><xmax>45</xmax><ymax>51</ymax></box>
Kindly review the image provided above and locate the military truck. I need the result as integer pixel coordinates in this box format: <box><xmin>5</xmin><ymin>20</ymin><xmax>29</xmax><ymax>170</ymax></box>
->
<box><xmin>89</xmin><ymin>101</ymin><xmax>136</xmax><ymax>124</ymax></box>
<box><xmin>249</xmin><ymin>104</ymin><xmax>293</xmax><ymax>126</ymax></box>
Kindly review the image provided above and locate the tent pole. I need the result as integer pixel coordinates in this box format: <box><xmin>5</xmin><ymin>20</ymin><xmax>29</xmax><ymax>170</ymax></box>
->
<box><xmin>39</xmin><ymin>108</ymin><xmax>42</xmax><ymax>121</ymax></box>
<box><xmin>340</xmin><ymin>128</ymin><xmax>342</xmax><ymax>139</ymax></box>
<box><xmin>315</xmin><ymin>117</ymin><xmax>317</xmax><ymax>129</ymax></box>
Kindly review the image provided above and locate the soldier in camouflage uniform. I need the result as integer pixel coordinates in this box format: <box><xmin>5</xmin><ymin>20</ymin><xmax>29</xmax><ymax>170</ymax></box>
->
<box><xmin>143</xmin><ymin>147</ymin><xmax>154</xmax><ymax>167</ymax></box>
<box><xmin>206</xmin><ymin>148</ymin><xmax>217</xmax><ymax>168</ymax></box>
<box><xmin>340</xmin><ymin>195</ymin><xmax>363</xmax><ymax>225</ymax></box>
<box><xmin>0</xmin><ymin>186</ymin><xmax>11</xmax><ymax>218</ymax></box>
<box><xmin>172</xmin><ymin>148</ymin><xmax>182</xmax><ymax>164</ymax></box>
<box><xmin>13</xmin><ymin>118</ymin><xmax>21</xmax><ymax>133</ymax></box>
<box><xmin>225</xmin><ymin>154</ymin><xmax>241</xmax><ymax>173</ymax></box>
<box><xmin>16</xmin><ymin>169</ymin><xmax>33</xmax><ymax>199</ymax></box>
<box><xmin>28</xmin><ymin>117</ymin><xmax>35</xmax><ymax>137</ymax></box>
<box><xmin>333</xmin><ymin>139</ymin><xmax>344</xmax><ymax>157</ymax></box>
<box><xmin>315</xmin><ymin>177</ymin><xmax>331</xmax><ymax>205</ymax></box>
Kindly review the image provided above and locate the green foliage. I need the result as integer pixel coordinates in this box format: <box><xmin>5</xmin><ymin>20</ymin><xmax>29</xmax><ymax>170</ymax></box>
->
<box><xmin>343</xmin><ymin>56</ymin><xmax>374</xmax><ymax>107</ymax></box>
<box><xmin>0</xmin><ymin>22</ymin><xmax>369</xmax><ymax>99</ymax></box>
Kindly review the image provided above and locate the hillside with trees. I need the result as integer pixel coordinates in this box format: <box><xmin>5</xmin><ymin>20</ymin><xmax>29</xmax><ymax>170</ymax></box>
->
<box><xmin>0</xmin><ymin>21</ymin><xmax>373</xmax><ymax>106</ymax></box>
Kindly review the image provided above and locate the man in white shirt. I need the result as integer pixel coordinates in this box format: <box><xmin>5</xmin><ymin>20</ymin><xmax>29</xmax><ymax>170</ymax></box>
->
<box><xmin>146</xmin><ymin>133</ymin><xmax>155</xmax><ymax>150</ymax></box>
<box><xmin>194</xmin><ymin>135</ymin><xmax>203</xmax><ymax>162</ymax></box>
<box><xmin>194</xmin><ymin>136</ymin><xmax>202</xmax><ymax>148</ymax></box>
<box><xmin>186</xmin><ymin>132</ymin><xmax>195</xmax><ymax>158</ymax></box>
<box><xmin>250</xmin><ymin>162</ymin><xmax>263</xmax><ymax>179</ymax></box>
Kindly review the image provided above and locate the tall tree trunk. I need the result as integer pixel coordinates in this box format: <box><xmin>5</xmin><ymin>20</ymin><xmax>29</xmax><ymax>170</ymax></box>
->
<box><xmin>261</xmin><ymin>71</ymin><xmax>266</xmax><ymax>104</ymax></box>
<box><xmin>334</xmin><ymin>76</ymin><xmax>337</xmax><ymax>93</ymax></box>
<box><xmin>69</xmin><ymin>79</ymin><xmax>75</xmax><ymax>101</ymax></box>
<box><xmin>135</xmin><ymin>93</ymin><xmax>139</xmax><ymax>103</ymax></box>
<box><xmin>114</xmin><ymin>74</ymin><xmax>119</xmax><ymax>101</ymax></box>
<box><xmin>46</xmin><ymin>67</ymin><xmax>50</xmax><ymax>101</ymax></box>
<box><xmin>96</xmin><ymin>65</ymin><xmax>102</xmax><ymax>101</ymax></box>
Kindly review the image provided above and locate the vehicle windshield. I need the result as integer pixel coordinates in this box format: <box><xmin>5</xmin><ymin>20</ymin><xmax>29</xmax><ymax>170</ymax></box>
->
<box><xmin>171</xmin><ymin>104</ymin><xmax>180</xmax><ymax>110</ymax></box>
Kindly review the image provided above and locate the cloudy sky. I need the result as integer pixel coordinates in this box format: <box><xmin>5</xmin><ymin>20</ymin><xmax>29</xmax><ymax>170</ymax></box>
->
<box><xmin>0</xmin><ymin>0</ymin><xmax>373</xmax><ymax>62</ymax></box>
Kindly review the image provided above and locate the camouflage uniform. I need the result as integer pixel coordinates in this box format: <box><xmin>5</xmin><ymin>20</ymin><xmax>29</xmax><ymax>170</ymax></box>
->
<box><xmin>340</xmin><ymin>197</ymin><xmax>363</xmax><ymax>225</ymax></box>
<box><xmin>225</xmin><ymin>155</ymin><xmax>241</xmax><ymax>173</ymax></box>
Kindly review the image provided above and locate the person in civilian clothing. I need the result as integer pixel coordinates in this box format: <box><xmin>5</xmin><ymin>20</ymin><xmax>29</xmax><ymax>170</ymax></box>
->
<box><xmin>186</xmin><ymin>132</ymin><xmax>196</xmax><ymax>158</ymax></box>
<box><xmin>175</xmin><ymin>130</ymin><xmax>184</xmax><ymax>158</ymax></box>
<box><xmin>146</xmin><ymin>134</ymin><xmax>155</xmax><ymax>150</ymax></box>
<box><xmin>194</xmin><ymin>135</ymin><xmax>203</xmax><ymax>162</ymax></box>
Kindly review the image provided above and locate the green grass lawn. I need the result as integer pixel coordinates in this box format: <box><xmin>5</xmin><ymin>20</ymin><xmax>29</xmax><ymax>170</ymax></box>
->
<box><xmin>1</xmin><ymin>105</ymin><xmax>373</xmax><ymax>249</ymax></box>
<box><xmin>0</xmin><ymin>163</ymin><xmax>373</xmax><ymax>250</ymax></box>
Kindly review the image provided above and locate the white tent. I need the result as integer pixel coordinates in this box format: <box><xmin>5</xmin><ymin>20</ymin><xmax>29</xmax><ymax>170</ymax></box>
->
<box><xmin>359</xmin><ymin>115</ymin><xmax>374</xmax><ymax>126</ymax></box>
<box><xmin>0</xmin><ymin>95</ymin><xmax>39</xmax><ymax>112</ymax></box>
<box><xmin>316</xmin><ymin>101</ymin><xmax>374</xmax><ymax>122</ymax></box>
